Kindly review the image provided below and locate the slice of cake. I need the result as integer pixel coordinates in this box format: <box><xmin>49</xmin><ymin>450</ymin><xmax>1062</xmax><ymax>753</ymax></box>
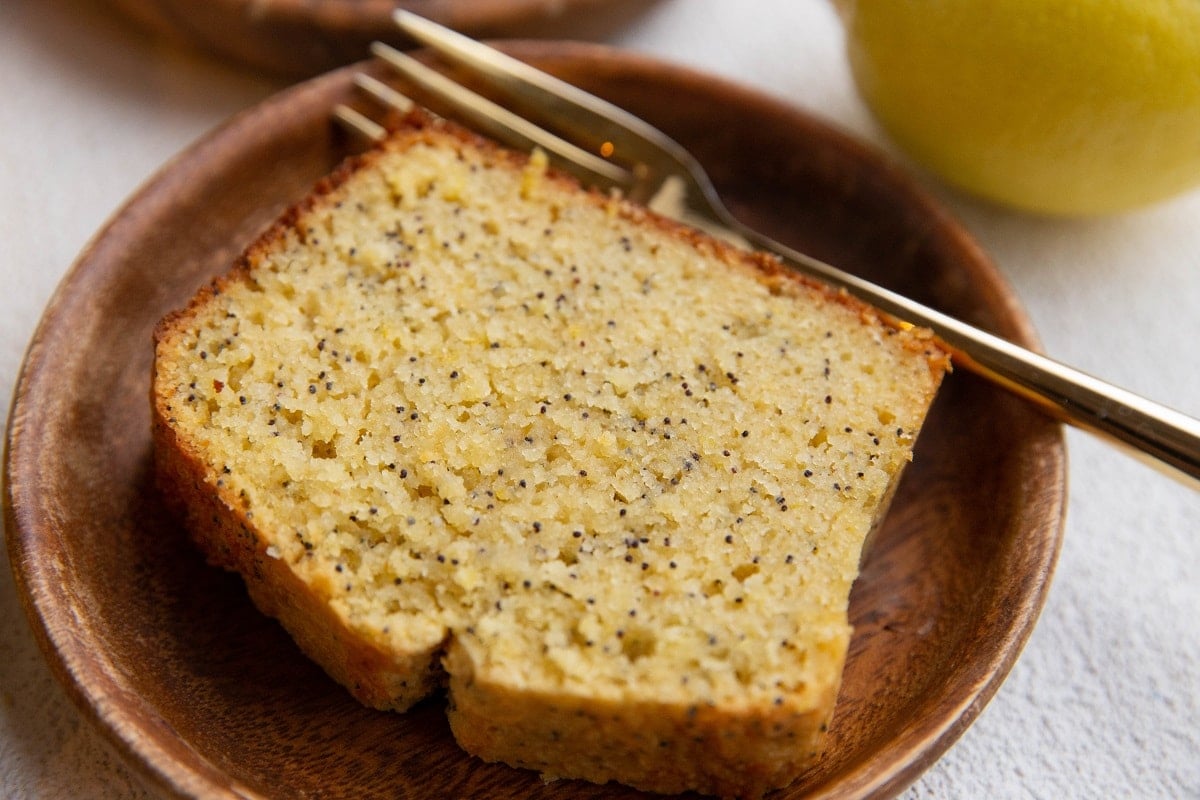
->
<box><xmin>152</xmin><ymin>112</ymin><xmax>949</xmax><ymax>798</ymax></box>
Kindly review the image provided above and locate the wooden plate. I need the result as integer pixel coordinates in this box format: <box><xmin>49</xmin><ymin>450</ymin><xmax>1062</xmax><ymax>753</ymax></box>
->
<box><xmin>4</xmin><ymin>43</ymin><xmax>1065</xmax><ymax>800</ymax></box>
<box><xmin>105</xmin><ymin>0</ymin><xmax>633</xmax><ymax>77</ymax></box>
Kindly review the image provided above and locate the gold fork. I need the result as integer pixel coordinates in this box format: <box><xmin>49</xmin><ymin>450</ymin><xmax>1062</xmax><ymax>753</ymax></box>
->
<box><xmin>335</xmin><ymin>10</ymin><xmax>1200</xmax><ymax>487</ymax></box>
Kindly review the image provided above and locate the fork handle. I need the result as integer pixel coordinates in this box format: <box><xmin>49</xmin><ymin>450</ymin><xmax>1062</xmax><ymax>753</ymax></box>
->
<box><xmin>740</xmin><ymin>228</ymin><xmax>1200</xmax><ymax>488</ymax></box>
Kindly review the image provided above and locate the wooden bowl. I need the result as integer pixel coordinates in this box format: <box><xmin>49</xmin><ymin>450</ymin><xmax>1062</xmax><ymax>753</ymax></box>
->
<box><xmin>104</xmin><ymin>0</ymin><xmax>638</xmax><ymax>77</ymax></box>
<box><xmin>4</xmin><ymin>42</ymin><xmax>1066</xmax><ymax>799</ymax></box>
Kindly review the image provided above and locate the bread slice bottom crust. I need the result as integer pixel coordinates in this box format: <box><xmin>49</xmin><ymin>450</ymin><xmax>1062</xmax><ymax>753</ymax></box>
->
<box><xmin>444</xmin><ymin>640</ymin><xmax>834</xmax><ymax>798</ymax></box>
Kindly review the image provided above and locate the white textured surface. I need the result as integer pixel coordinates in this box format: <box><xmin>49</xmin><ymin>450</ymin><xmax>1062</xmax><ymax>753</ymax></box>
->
<box><xmin>2</xmin><ymin>1</ymin><xmax>1197</xmax><ymax>798</ymax></box>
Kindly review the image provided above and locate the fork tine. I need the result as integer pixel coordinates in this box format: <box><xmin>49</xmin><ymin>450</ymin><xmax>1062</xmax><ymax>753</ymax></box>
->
<box><xmin>354</xmin><ymin>73</ymin><xmax>415</xmax><ymax>116</ymax></box>
<box><xmin>370</xmin><ymin>42</ymin><xmax>631</xmax><ymax>189</ymax></box>
<box><xmin>334</xmin><ymin>75</ymin><xmax>415</xmax><ymax>143</ymax></box>
<box><xmin>333</xmin><ymin>104</ymin><xmax>387</xmax><ymax>142</ymax></box>
<box><xmin>392</xmin><ymin>10</ymin><xmax>701</xmax><ymax>173</ymax></box>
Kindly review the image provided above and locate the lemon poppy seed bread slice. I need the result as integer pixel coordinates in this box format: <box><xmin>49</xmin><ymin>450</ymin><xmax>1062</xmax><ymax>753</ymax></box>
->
<box><xmin>152</xmin><ymin>112</ymin><xmax>949</xmax><ymax>799</ymax></box>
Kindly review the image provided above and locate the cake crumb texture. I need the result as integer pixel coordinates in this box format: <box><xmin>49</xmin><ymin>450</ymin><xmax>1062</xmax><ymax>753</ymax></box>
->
<box><xmin>152</xmin><ymin>115</ymin><xmax>948</xmax><ymax>799</ymax></box>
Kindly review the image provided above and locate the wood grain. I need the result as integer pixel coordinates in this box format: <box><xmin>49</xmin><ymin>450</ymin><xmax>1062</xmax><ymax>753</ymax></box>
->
<box><xmin>4</xmin><ymin>43</ymin><xmax>1065</xmax><ymax>800</ymax></box>
<box><xmin>103</xmin><ymin>0</ymin><xmax>639</xmax><ymax>77</ymax></box>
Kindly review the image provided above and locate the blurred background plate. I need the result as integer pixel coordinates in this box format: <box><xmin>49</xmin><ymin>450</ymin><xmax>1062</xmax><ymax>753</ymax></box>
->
<box><xmin>104</xmin><ymin>0</ymin><xmax>648</xmax><ymax>77</ymax></box>
<box><xmin>5</xmin><ymin>42</ymin><xmax>1064</xmax><ymax>799</ymax></box>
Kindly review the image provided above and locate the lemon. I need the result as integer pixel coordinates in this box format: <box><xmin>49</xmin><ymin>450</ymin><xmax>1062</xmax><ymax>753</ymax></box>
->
<box><xmin>834</xmin><ymin>0</ymin><xmax>1200</xmax><ymax>215</ymax></box>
